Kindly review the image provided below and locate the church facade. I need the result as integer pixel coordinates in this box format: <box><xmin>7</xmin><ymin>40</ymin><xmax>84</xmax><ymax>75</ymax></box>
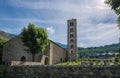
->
<box><xmin>2</xmin><ymin>36</ymin><xmax>67</xmax><ymax>65</ymax></box>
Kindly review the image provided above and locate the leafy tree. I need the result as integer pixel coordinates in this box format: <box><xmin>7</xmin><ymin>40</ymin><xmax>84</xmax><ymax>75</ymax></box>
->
<box><xmin>105</xmin><ymin>0</ymin><xmax>120</xmax><ymax>26</ymax></box>
<box><xmin>20</xmin><ymin>23</ymin><xmax>49</xmax><ymax>62</ymax></box>
<box><xmin>105</xmin><ymin>0</ymin><xmax>120</xmax><ymax>14</ymax></box>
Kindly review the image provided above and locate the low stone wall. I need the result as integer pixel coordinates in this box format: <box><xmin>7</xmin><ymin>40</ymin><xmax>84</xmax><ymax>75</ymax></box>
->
<box><xmin>11</xmin><ymin>61</ymin><xmax>42</xmax><ymax>66</ymax></box>
<box><xmin>8</xmin><ymin>65</ymin><xmax>120</xmax><ymax>78</ymax></box>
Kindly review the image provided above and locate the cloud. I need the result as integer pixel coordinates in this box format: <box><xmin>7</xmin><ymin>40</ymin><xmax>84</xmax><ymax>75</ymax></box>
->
<box><xmin>0</xmin><ymin>18</ymin><xmax>64</xmax><ymax>24</ymax></box>
<box><xmin>78</xmin><ymin>23</ymin><xmax>119</xmax><ymax>47</ymax></box>
<box><xmin>46</xmin><ymin>27</ymin><xmax>55</xmax><ymax>35</ymax></box>
<box><xmin>7</xmin><ymin>0</ymin><xmax>117</xmax><ymax>24</ymax></box>
<box><xmin>9</xmin><ymin>0</ymin><xmax>108</xmax><ymax>11</ymax></box>
<box><xmin>0</xmin><ymin>0</ymin><xmax>119</xmax><ymax>47</ymax></box>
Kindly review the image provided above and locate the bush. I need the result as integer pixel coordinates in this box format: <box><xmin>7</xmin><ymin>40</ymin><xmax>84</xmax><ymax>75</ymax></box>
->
<box><xmin>0</xmin><ymin>66</ymin><xmax>7</xmax><ymax>71</ymax></box>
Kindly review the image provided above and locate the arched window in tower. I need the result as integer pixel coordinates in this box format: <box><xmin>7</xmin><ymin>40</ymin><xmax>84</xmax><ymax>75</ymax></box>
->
<box><xmin>70</xmin><ymin>45</ymin><xmax>74</xmax><ymax>49</ymax></box>
<box><xmin>71</xmin><ymin>50</ymin><xmax>74</xmax><ymax>54</ymax></box>
<box><xmin>70</xmin><ymin>22</ymin><xmax>74</xmax><ymax>26</ymax></box>
<box><xmin>70</xmin><ymin>39</ymin><xmax>74</xmax><ymax>43</ymax></box>
<box><xmin>70</xmin><ymin>28</ymin><xmax>74</xmax><ymax>32</ymax></box>
<box><xmin>70</xmin><ymin>34</ymin><xmax>74</xmax><ymax>38</ymax></box>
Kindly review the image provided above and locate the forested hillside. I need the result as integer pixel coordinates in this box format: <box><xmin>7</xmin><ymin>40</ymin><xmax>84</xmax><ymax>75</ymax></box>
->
<box><xmin>78</xmin><ymin>43</ymin><xmax>120</xmax><ymax>58</ymax></box>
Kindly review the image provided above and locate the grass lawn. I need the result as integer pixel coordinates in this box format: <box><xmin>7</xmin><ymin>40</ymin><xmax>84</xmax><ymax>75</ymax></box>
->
<box><xmin>57</xmin><ymin>61</ymin><xmax>81</xmax><ymax>65</ymax></box>
<box><xmin>56</xmin><ymin>58</ymin><xmax>120</xmax><ymax>66</ymax></box>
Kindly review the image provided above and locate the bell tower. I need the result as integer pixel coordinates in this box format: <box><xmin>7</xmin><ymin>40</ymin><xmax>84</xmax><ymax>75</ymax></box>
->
<box><xmin>67</xmin><ymin>19</ymin><xmax>77</xmax><ymax>61</ymax></box>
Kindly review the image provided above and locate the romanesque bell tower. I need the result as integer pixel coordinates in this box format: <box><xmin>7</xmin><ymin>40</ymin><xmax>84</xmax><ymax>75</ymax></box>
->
<box><xmin>67</xmin><ymin>19</ymin><xmax>78</xmax><ymax>61</ymax></box>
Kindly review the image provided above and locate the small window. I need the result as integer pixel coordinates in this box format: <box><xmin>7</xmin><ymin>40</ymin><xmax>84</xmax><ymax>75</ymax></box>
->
<box><xmin>71</xmin><ymin>50</ymin><xmax>74</xmax><ymax>54</ymax></box>
<box><xmin>70</xmin><ymin>45</ymin><xmax>74</xmax><ymax>49</ymax></box>
<box><xmin>70</xmin><ymin>39</ymin><xmax>74</xmax><ymax>43</ymax></box>
<box><xmin>70</xmin><ymin>28</ymin><xmax>74</xmax><ymax>32</ymax></box>
<box><xmin>70</xmin><ymin>22</ymin><xmax>74</xmax><ymax>26</ymax></box>
<box><xmin>70</xmin><ymin>34</ymin><xmax>74</xmax><ymax>38</ymax></box>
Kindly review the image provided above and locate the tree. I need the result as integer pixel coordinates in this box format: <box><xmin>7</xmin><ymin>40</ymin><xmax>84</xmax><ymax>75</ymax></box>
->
<box><xmin>20</xmin><ymin>23</ymin><xmax>49</xmax><ymax>62</ymax></box>
<box><xmin>105</xmin><ymin>0</ymin><xmax>120</xmax><ymax>13</ymax></box>
<box><xmin>105</xmin><ymin>0</ymin><xmax>120</xmax><ymax>25</ymax></box>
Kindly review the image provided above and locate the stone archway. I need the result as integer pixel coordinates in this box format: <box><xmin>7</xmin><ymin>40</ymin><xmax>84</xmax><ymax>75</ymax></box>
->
<box><xmin>20</xmin><ymin>56</ymin><xmax>26</xmax><ymax>62</ymax></box>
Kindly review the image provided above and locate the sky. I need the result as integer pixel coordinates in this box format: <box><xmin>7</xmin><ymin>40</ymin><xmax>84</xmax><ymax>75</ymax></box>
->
<box><xmin>0</xmin><ymin>0</ymin><xmax>119</xmax><ymax>48</ymax></box>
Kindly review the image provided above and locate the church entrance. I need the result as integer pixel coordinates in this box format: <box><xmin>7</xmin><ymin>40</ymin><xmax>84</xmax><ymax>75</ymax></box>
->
<box><xmin>45</xmin><ymin>57</ymin><xmax>49</xmax><ymax>65</ymax></box>
<box><xmin>20</xmin><ymin>56</ymin><xmax>26</xmax><ymax>62</ymax></box>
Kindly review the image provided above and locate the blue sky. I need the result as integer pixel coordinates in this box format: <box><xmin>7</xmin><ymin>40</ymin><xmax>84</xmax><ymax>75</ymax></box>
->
<box><xmin>0</xmin><ymin>0</ymin><xmax>119</xmax><ymax>47</ymax></box>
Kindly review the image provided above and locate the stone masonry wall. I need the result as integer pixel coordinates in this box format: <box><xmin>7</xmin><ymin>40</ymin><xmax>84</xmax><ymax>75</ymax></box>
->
<box><xmin>8</xmin><ymin>65</ymin><xmax>120</xmax><ymax>78</ymax></box>
<box><xmin>51</xmin><ymin>41</ymin><xmax>67</xmax><ymax>64</ymax></box>
<box><xmin>2</xmin><ymin>36</ymin><xmax>40</xmax><ymax>64</ymax></box>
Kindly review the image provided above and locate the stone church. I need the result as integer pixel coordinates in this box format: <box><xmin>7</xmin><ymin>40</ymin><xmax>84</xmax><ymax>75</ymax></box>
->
<box><xmin>2</xmin><ymin>19</ymin><xmax>77</xmax><ymax>65</ymax></box>
<box><xmin>2</xmin><ymin>36</ymin><xmax>67</xmax><ymax>65</ymax></box>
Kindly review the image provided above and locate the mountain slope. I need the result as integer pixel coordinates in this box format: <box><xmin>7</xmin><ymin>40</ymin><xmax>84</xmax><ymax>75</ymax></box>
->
<box><xmin>0</xmin><ymin>31</ymin><xmax>16</xmax><ymax>60</ymax></box>
<box><xmin>0</xmin><ymin>31</ymin><xmax>16</xmax><ymax>42</ymax></box>
<box><xmin>78</xmin><ymin>43</ymin><xmax>120</xmax><ymax>58</ymax></box>
<box><xmin>55</xmin><ymin>42</ymin><xmax>67</xmax><ymax>48</ymax></box>
<box><xmin>78</xmin><ymin>43</ymin><xmax>120</xmax><ymax>53</ymax></box>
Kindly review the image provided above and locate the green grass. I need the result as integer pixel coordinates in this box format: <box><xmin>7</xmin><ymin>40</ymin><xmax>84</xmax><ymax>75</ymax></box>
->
<box><xmin>0</xmin><ymin>66</ymin><xmax>7</xmax><ymax>71</ymax></box>
<box><xmin>57</xmin><ymin>58</ymin><xmax>120</xmax><ymax>66</ymax></box>
<box><xmin>57</xmin><ymin>61</ymin><xmax>81</xmax><ymax>65</ymax></box>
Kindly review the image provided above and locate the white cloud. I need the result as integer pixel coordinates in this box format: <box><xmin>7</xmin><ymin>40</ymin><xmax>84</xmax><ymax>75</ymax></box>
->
<box><xmin>78</xmin><ymin>23</ymin><xmax>119</xmax><ymax>47</ymax></box>
<box><xmin>2</xmin><ymin>0</ymin><xmax>118</xmax><ymax>47</ymax></box>
<box><xmin>9</xmin><ymin>0</ymin><xmax>108</xmax><ymax>11</ymax></box>
<box><xmin>46</xmin><ymin>27</ymin><xmax>55</xmax><ymax>35</ymax></box>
